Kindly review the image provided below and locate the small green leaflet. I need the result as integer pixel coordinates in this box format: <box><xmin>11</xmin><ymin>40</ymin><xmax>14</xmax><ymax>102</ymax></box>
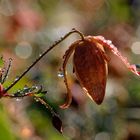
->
<box><xmin>0</xmin><ymin>56</ymin><xmax>4</xmax><ymax>67</ymax></box>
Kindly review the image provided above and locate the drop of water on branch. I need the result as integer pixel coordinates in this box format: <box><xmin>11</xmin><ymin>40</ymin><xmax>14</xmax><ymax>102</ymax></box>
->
<box><xmin>32</xmin><ymin>85</ymin><xmax>39</xmax><ymax>90</ymax></box>
<box><xmin>57</xmin><ymin>71</ymin><xmax>64</xmax><ymax>78</ymax></box>
<box><xmin>34</xmin><ymin>97</ymin><xmax>39</xmax><ymax>102</ymax></box>
<box><xmin>106</xmin><ymin>40</ymin><xmax>112</xmax><ymax>45</ymax></box>
<box><xmin>14</xmin><ymin>76</ymin><xmax>19</xmax><ymax>81</ymax></box>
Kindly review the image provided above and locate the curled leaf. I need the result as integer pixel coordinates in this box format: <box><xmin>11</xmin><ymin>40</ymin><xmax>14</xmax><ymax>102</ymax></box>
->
<box><xmin>73</xmin><ymin>38</ymin><xmax>108</xmax><ymax>104</ymax></box>
<box><xmin>93</xmin><ymin>36</ymin><xmax>140</xmax><ymax>76</ymax></box>
<box><xmin>60</xmin><ymin>38</ymin><xmax>108</xmax><ymax>107</ymax></box>
<box><xmin>59</xmin><ymin>43</ymin><xmax>77</xmax><ymax>109</ymax></box>
<box><xmin>59</xmin><ymin>33</ymin><xmax>140</xmax><ymax>109</ymax></box>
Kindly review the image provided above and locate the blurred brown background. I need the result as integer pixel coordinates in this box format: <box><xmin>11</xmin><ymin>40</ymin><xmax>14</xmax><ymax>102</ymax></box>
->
<box><xmin>0</xmin><ymin>0</ymin><xmax>140</xmax><ymax>140</ymax></box>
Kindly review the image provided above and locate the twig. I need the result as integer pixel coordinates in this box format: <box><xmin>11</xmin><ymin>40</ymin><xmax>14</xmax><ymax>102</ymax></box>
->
<box><xmin>35</xmin><ymin>97</ymin><xmax>57</xmax><ymax>116</ymax></box>
<box><xmin>2</xmin><ymin>58</ymin><xmax>12</xmax><ymax>84</ymax></box>
<box><xmin>4</xmin><ymin>28</ymin><xmax>84</xmax><ymax>93</ymax></box>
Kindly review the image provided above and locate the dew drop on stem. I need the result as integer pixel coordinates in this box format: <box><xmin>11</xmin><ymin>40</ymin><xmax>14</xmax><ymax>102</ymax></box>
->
<box><xmin>32</xmin><ymin>85</ymin><xmax>39</xmax><ymax>92</ymax></box>
<box><xmin>57</xmin><ymin>70</ymin><xmax>64</xmax><ymax>78</ymax></box>
<box><xmin>14</xmin><ymin>76</ymin><xmax>19</xmax><ymax>81</ymax></box>
<box><xmin>34</xmin><ymin>97</ymin><xmax>39</xmax><ymax>102</ymax></box>
<box><xmin>23</xmin><ymin>85</ymin><xmax>28</xmax><ymax>90</ymax></box>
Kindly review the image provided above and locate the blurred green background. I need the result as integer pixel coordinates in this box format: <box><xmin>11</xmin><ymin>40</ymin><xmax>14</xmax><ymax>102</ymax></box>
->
<box><xmin>0</xmin><ymin>0</ymin><xmax>140</xmax><ymax>140</ymax></box>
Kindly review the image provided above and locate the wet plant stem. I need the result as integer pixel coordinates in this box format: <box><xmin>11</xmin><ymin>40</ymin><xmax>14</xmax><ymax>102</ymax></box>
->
<box><xmin>4</xmin><ymin>28</ymin><xmax>84</xmax><ymax>93</ymax></box>
<box><xmin>35</xmin><ymin>97</ymin><xmax>57</xmax><ymax>116</ymax></box>
<box><xmin>2</xmin><ymin>58</ymin><xmax>12</xmax><ymax>84</ymax></box>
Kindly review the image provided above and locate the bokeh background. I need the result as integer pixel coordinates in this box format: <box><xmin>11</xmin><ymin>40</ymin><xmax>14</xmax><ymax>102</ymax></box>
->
<box><xmin>0</xmin><ymin>0</ymin><xmax>140</xmax><ymax>140</ymax></box>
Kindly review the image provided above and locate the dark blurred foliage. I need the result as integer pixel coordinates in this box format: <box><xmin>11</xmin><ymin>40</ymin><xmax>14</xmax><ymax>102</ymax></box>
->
<box><xmin>0</xmin><ymin>0</ymin><xmax>140</xmax><ymax>140</ymax></box>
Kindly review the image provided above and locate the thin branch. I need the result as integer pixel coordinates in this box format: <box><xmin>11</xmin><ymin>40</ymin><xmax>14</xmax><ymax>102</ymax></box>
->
<box><xmin>4</xmin><ymin>28</ymin><xmax>84</xmax><ymax>93</ymax></box>
<box><xmin>3</xmin><ymin>92</ymin><xmax>33</xmax><ymax>98</ymax></box>
<box><xmin>3</xmin><ymin>90</ymin><xmax>48</xmax><ymax>98</ymax></box>
<box><xmin>2</xmin><ymin>58</ymin><xmax>12</xmax><ymax>84</ymax></box>
<box><xmin>35</xmin><ymin>97</ymin><xmax>57</xmax><ymax>116</ymax></box>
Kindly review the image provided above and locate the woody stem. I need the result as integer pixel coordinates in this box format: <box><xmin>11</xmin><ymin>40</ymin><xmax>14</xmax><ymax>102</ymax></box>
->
<box><xmin>4</xmin><ymin>28</ymin><xmax>84</xmax><ymax>93</ymax></box>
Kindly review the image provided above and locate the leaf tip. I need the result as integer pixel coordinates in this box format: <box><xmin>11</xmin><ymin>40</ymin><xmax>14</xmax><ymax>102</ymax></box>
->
<box><xmin>52</xmin><ymin>115</ymin><xmax>63</xmax><ymax>134</ymax></box>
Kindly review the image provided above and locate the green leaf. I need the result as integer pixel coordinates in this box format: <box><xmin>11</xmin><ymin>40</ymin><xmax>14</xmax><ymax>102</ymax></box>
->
<box><xmin>0</xmin><ymin>57</ymin><xmax>4</xmax><ymax>68</ymax></box>
<box><xmin>34</xmin><ymin>93</ymin><xmax>45</xmax><ymax>97</ymax></box>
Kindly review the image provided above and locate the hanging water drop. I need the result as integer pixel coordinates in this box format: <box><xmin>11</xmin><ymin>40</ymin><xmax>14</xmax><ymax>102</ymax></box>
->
<box><xmin>57</xmin><ymin>71</ymin><xmax>64</xmax><ymax>78</ymax></box>
<box><xmin>17</xmin><ymin>89</ymin><xmax>21</xmax><ymax>92</ymax></box>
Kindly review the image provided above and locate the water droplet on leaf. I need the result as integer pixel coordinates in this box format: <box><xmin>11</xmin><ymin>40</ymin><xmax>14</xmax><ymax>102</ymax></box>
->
<box><xmin>16</xmin><ymin>97</ymin><xmax>22</xmax><ymax>102</ymax></box>
<box><xmin>34</xmin><ymin>97</ymin><xmax>39</xmax><ymax>102</ymax></box>
<box><xmin>14</xmin><ymin>76</ymin><xmax>19</xmax><ymax>81</ymax></box>
<box><xmin>17</xmin><ymin>89</ymin><xmax>21</xmax><ymax>92</ymax></box>
<box><xmin>32</xmin><ymin>85</ymin><xmax>39</xmax><ymax>89</ymax></box>
<box><xmin>106</xmin><ymin>40</ymin><xmax>112</xmax><ymax>45</ymax></box>
<box><xmin>23</xmin><ymin>85</ymin><xmax>28</xmax><ymax>90</ymax></box>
